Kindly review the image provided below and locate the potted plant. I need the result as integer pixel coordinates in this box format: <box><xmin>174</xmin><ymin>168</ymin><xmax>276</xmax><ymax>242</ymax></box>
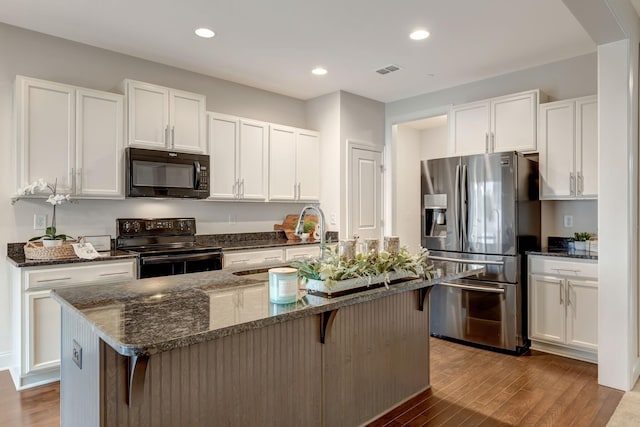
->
<box><xmin>300</xmin><ymin>220</ymin><xmax>316</xmax><ymax>242</ymax></box>
<box><xmin>572</xmin><ymin>232</ymin><xmax>592</xmax><ymax>251</ymax></box>
<box><xmin>12</xmin><ymin>178</ymin><xmax>75</xmax><ymax>247</ymax></box>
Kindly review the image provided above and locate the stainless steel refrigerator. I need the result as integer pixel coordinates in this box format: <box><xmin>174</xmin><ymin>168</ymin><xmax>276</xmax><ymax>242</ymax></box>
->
<box><xmin>422</xmin><ymin>151</ymin><xmax>540</xmax><ymax>354</ymax></box>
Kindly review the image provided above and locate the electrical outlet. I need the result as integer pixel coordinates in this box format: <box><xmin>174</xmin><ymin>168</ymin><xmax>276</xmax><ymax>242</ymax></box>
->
<box><xmin>33</xmin><ymin>214</ymin><xmax>47</xmax><ymax>230</ymax></box>
<box><xmin>330</xmin><ymin>213</ymin><xmax>337</xmax><ymax>226</ymax></box>
<box><xmin>228</xmin><ymin>214</ymin><xmax>236</xmax><ymax>225</ymax></box>
<box><xmin>563</xmin><ymin>215</ymin><xmax>574</xmax><ymax>228</ymax></box>
<box><xmin>72</xmin><ymin>340</ymin><xmax>82</xmax><ymax>369</ymax></box>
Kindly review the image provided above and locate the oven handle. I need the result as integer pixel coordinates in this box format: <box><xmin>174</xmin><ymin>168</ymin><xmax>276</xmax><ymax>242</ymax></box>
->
<box><xmin>438</xmin><ymin>281</ymin><xmax>505</xmax><ymax>294</ymax></box>
<box><xmin>428</xmin><ymin>255</ymin><xmax>504</xmax><ymax>266</ymax></box>
<box><xmin>141</xmin><ymin>252</ymin><xmax>221</xmax><ymax>265</ymax></box>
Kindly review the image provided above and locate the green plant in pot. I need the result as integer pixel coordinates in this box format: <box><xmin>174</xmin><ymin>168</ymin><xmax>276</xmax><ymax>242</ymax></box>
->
<box><xmin>572</xmin><ymin>232</ymin><xmax>592</xmax><ymax>252</ymax></box>
<box><xmin>12</xmin><ymin>178</ymin><xmax>75</xmax><ymax>247</ymax></box>
<box><xmin>300</xmin><ymin>221</ymin><xmax>316</xmax><ymax>242</ymax></box>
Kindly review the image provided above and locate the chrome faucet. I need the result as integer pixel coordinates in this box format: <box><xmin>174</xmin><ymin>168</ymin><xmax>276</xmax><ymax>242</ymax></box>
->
<box><xmin>294</xmin><ymin>205</ymin><xmax>327</xmax><ymax>258</ymax></box>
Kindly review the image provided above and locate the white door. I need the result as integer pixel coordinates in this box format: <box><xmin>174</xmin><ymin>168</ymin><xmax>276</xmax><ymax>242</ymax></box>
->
<box><xmin>539</xmin><ymin>100</ymin><xmax>575</xmax><ymax>199</ymax></box>
<box><xmin>209</xmin><ymin>113</ymin><xmax>239</xmax><ymax>199</ymax></box>
<box><xmin>491</xmin><ymin>91</ymin><xmax>537</xmax><ymax>153</ymax></box>
<box><xmin>169</xmin><ymin>89</ymin><xmax>206</xmax><ymax>153</ymax></box>
<box><xmin>348</xmin><ymin>145</ymin><xmax>383</xmax><ymax>241</ymax></box>
<box><xmin>566</xmin><ymin>279</ymin><xmax>598</xmax><ymax>350</ymax></box>
<box><xmin>75</xmin><ymin>88</ymin><xmax>124</xmax><ymax>198</ymax></box>
<box><xmin>238</xmin><ymin>120</ymin><xmax>268</xmax><ymax>200</ymax></box>
<box><xmin>575</xmin><ymin>97</ymin><xmax>598</xmax><ymax>198</ymax></box>
<box><xmin>26</xmin><ymin>290</ymin><xmax>61</xmax><ymax>374</ymax></box>
<box><xmin>529</xmin><ymin>275</ymin><xmax>566</xmax><ymax>344</ymax></box>
<box><xmin>449</xmin><ymin>101</ymin><xmax>490</xmax><ymax>156</ymax></box>
<box><xmin>16</xmin><ymin>76</ymin><xmax>75</xmax><ymax>193</ymax></box>
<box><xmin>126</xmin><ymin>80</ymin><xmax>169</xmax><ymax>149</ymax></box>
<box><xmin>296</xmin><ymin>130</ymin><xmax>320</xmax><ymax>201</ymax></box>
<box><xmin>269</xmin><ymin>125</ymin><xmax>297</xmax><ymax>201</ymax></box>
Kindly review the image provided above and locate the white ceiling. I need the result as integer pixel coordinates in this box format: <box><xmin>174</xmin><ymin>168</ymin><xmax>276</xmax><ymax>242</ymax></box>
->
<box><xmin>0</xmin><ymin>0</ymin><xmax>596</xmax><ymax>102</ymax></box>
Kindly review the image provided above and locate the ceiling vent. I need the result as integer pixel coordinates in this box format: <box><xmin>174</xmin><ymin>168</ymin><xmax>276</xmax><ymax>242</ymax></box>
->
<box><xmin>376</xmin><ymin>64</ymin><xmax>401</xmax><ymax>75</ymax></box>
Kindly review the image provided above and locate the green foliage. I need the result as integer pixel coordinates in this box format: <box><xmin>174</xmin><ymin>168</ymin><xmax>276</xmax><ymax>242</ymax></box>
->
<box><xmin>302</xmin><ymin>221</ymin><xmax>316</xmax><ymax>234</ymax></box>
<box><xmin>573</xmin><ymin>232</ymin><xmax>592</xmax><ymax>242</ymax></box>
<box><xmin>28</xmin><ymin>226</ymin><xmax>74</xmax><ymax>242</ymax></box>
<box><xmin>291</xmin><ymin>245</ymin><xmax>434</xmax><ymax>289</ymax></box>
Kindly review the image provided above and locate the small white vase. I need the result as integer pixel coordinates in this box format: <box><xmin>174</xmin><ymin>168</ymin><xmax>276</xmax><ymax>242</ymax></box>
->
<box><xmin>300</xmin><ymin>233</ymin><xmax>310</xmax><ymax>242</ymax></box>
<box><xmin>573</xmin><ymin>241</ymin><xmax>588</xmax><ymax>251</ymax></box>
<box><xmin>42</xmin><ymin>239</ymin><xmax>63</xmax><ymax>247</ymax></box>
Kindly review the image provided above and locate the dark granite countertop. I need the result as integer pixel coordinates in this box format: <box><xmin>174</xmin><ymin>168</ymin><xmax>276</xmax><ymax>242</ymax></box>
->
<box><xmin>527</xmin><ymin>250</ymin><xmax>598</xmax><ymax>261</ymax></box>
<box><xmin>51</xmin><ymin>260</ymin><xmax>484</xmax><ymax>357</ymax></box>
<box><xmin>6</xmin><ymin>248</ymin><xmax>138</xmax><ymax>268</ymax></box>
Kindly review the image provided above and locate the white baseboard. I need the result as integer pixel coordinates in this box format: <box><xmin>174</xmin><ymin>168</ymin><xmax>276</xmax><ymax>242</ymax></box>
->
<box><xmin>0</xmin><ymin>351</ymin><xmax>13</xmax><ymax>371</ymax></box>
<box><xmin>531</xmin><ymin>340</ymin><xmax>597</xmax><ymax>364</ymax></box>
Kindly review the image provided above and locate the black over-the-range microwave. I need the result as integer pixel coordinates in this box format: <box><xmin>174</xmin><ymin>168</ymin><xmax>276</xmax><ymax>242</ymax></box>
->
<box><xmin>126</xmin><ymin>147</ymin><xmax>209</xmax><ymax>199</ymax></box>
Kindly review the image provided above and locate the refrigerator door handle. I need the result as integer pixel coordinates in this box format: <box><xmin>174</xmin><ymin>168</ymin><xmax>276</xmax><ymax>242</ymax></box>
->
<box><xmin>454</xmin><ymin>164</ymin><xmax>461</xmax><ymax>244</ymax></box>
<box><xmin>428</xmin><ymin>255</ymin><xmax>504</xmax><ymax>265</ymax></box>
<box><xmin>461</xmin><ymin>164</ymin><xmax>468</xmax><ymax>250</ymax></box>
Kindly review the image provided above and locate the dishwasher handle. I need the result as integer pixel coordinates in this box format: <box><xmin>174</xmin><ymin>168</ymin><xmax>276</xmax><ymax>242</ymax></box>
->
<box><xmin>438</xmin><ymin>281</ymin><xmax>505</xmax><ymax>294</ymax></box>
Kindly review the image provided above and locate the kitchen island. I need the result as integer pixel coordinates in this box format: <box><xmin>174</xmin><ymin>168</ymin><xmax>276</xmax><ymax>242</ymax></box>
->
<box><xmin>51</xmin><ymin>261</ymin><xmax>483</xmax><ymax>427</ymax></box>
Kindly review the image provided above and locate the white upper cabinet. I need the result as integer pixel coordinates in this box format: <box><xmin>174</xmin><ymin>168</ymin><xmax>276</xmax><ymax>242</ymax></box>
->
<box><xmin>123</xmin><ymin>79</ymin><xmax>206</xmax><ymax>153</ymax></box>
<box><xmin>75</xmin><ymin>88</ymin><xmax>124</xmax><ymax>197</ymax></box>
<box><xmin>449</xmin><ymin>89</ymin><xmax>539</xmax><ymax>156</ymax></box>
<box><xmin>15</xmin><ymin>76</ymin><xmax>76</xmax><ymax>194</ymax></box>
<box><xmin>15</xmin><ymin>76</ymin><xmax>124</xmax><ymax>198</ymax></box>
<box><xmin>269</xmin><ymin>124</ymin><xmax>320</xmax><ymax>202</ymax></box>
<box><xmin>538</xmin><ymin>95</ymin><xmax>597</xmax><ymax>200</ymax></box>
<box><xmin>208</xmin><ymin>113</ymin><xmax>268</xmax><ymax>200</ymax></box>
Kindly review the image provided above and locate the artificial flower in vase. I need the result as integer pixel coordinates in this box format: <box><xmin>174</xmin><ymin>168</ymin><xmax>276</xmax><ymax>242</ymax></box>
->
<box><xmin>12</xmin><ymin>178</ymin><xmax>74</xmax><ymax>245</ymax></box>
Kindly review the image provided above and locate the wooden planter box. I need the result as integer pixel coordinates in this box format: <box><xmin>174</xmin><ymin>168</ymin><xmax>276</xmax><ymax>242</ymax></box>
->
<box><xmin>305</xmin><ymin>270</ymin><xmax>417</xmax><ymax>297</ymax></box>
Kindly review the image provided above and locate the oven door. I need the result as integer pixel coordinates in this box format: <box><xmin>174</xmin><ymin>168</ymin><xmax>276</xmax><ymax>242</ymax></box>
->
<box><xmin>138</xmin><ymin>252</ymin><xmax>222</xmax><ymax>278</ymax></box>
<box><xmin>126</xmin><ymin>147</ymin><xmax>209</xmax><ymax>198</ymax></box>
<box><xmin>430</xmin><ymin>279</ymin><xmax>524</xmax><ymax>353</ymax></box>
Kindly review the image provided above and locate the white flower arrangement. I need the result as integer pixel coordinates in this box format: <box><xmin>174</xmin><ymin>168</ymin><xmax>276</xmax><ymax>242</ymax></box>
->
<box><xmin>11</xmin><ymin>178</ymin><xmax>74</xmax><ymax>242</ymax></box>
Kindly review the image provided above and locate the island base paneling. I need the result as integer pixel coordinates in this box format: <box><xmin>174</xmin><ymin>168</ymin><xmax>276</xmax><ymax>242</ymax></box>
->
<box><xmin>60</xmin><ymin>289</ymin><xmax>432</xmax><ymax>426</ymax></box>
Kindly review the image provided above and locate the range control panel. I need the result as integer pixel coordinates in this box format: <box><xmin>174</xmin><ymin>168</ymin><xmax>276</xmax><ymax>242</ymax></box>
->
<box><xmin>117</xmin><ymin>218</ymin><xmax>196</xmax><ymax>237</ymax></box>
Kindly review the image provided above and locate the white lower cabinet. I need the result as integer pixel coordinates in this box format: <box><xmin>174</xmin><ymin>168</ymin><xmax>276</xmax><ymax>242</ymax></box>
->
<box><xmin>528</xmin><ymin>255</ymin><xmax>598</xmax><ymax>362</ymax></box>
<box><xmin>208</xmin><ymin>284</ymin><xmax>269</xmax><ymax>328</ymax></box>
<box><xmin>10</xmin><ymin>259</ymin><xmax>137</xmax><ymax>390</ymax></box>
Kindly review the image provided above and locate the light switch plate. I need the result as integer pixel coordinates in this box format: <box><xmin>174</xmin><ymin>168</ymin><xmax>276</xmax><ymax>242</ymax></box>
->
<box><xmin>72</xmin><ymin>340</ymin><xmax>82</xmax><ymax>369</ymax></box>
<box><xmin>33</xmin><ymin>214</ymin><xmax>47</xmax><ymax>230</ymax></box>
<box><xmin>563</xmin><ymin>215</ymin><xmax>574</xmax><ymax>228</ymax></box>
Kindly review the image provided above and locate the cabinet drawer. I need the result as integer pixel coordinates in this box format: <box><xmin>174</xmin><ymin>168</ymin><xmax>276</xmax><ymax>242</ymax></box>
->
<box><xmin>223</xmin><ymin>249</ymin><xmax>284</xmax><ymax>268</ymax></box>
<box><xmin>24</xmin><ymin>260</ymin><xmax>137</xmax><ymax>290</ymax></box>
<box><xmin>285</xmin><ymin>245</ymin><xmax>320</xmax><ymax>261</ymax></box>
<box><xmin>529</xmin><ymin>256</ymin><xmax>597</xmax><ymax>278</ymax></box>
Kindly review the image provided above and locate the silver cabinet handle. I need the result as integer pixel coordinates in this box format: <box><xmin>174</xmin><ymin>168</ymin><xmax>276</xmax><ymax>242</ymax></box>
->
<box><xmin>293</xmin><ymin>183</ymin><xmax>298</xmax><ymax>199</ymax></box>
<box><xmin>240</xmin><ymin>178</ymin><xmax>245</xmax><ymax>198</ymax></box>
<box><xmin>438</xmin><ymin>281</ymin><xmax>505</xmax><ymax>294</ymax></box>
<box><xmin>297</xmin><ymin>182</ymin><xmax>301</xmax><ymax>200</ymax></box>
<box><xmin>171</xmin><ymin>126</ymin><xmax>175</xmax><ymax>148</ymax></box>
<box><xmin>428</xmin><ymin>255</ymin><xmax>504</xmax><ymax>265</ymax></box>
<box><xmin>491</xmin><ymin>132</ymin><xmax>495</xmax><ymax>153</ymax></box>
<box><xmin>264</xmin><ymin>256</ymin><xmax>281</xmax><ymax>261</ymax></box>
<box><xmin>231</xmin><ymin>259</ymin><xmax>249</xmax><ymax>264</ymax></box>
<box><xmin>232</xmin><ymin>180</ymin><xmax>238</xmax><ymax>198</ymax></box>
<box><xmin>578</xmin><ymin>172</ymin><xmax>584</xmax><ymax>195</ymax></box>
<box><xmin>165</xmin><ymin>125</ymin><xmax>170</xmax><ymax>146</ymax></box>
<box><xmin>99</xmin><ymin>271</ymin><xmax>131</xmax><ymax>277</ymax></box>
<box><xmin>485</xmin><ymin>132</ymin><xmax>489</xmax><ymax>153</ymax></box>
<box><xmin>76</xmin><ymin>167</ymin><xmax>82</xmax><ymax>194</ymax></box>
<box><xmin>567</xmin><ymin>283</ymin><xmax>572</xmax><ymax>306</ymax></box>
<box><xmin>569</xmin><ymin>172</ymin><xmax>575</xmax><ymax>196</ymax></box>
<box><xmin>36</xmin><ymin>277</ymin><xmax>72</xmax><ymax>283</ymax></box>
<box><xmin>559</xmin><ymin>281</ymin><xmax>564</xmax><ymax>305</ymax></box>
<box><xmin>551</xmin><ymin>268</ymin><xmax>581</xmax><ymax>274</ymax></box>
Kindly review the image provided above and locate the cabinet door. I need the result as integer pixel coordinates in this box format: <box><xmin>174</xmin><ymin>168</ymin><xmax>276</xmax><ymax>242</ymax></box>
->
<box><xmin>169</xmin><ymin>89</ymin><xmax>206</xmax><ymax>153</ymax></box>
<box><xmin>449</xmin><ymin>101</ymin><xmax>490</xmax><ymax>156</ymax></box>
<box><xmin>126</xmin><ymin>80</ymin><xmax>169</xmax><ymax>149</ymax></box>
<box><xmin>208</xmin><ymin>289</ymin><xmax>237</xmax><ymax>329</ymax></box>
<box><xmin>209</xmin><ymin>113</ymin><xmax>239</xmax><ymax>199</ymax></box>
<box><xmin>25</xmin><ymin>290</ymin><xmax>60</xmax><ymax>374</ymax></box>
<box><xmin>491</xmin><ymin>91</ymin><xmax>537</xmax><ymax>153</ymax></box>
<box><xmin>566</xmin><ymin>279</ymin><xmax>598</xmax><ymax>350</ymax></box>
<box><xmin>575</xmin><ymin>96</ymin><xmax>598</xmax><ymax>198</ymax></box>
<box><xmin>223</xmin><ymin>249</ymin><xmax>284</xmax><ymax>268</ymax></box>
<box><xmin>269</xmin><ymin>125</ymin><xmax>297</xmax><ymax>200</ymax></box>
<box><xmin>76</xmin><ymin>88</ymin><xmax>124</xmax><ymax>198</ymax></box>
<box><xmin>238</xmin><ymin>120</ymin><xmax>268</xmax><ymax>200</ymax></box>
<box><xmin>529</xmin><ymin>275</ymin><xmax>566</xmax><ymax>344</ymax></box>
<box><xmin>238</xmin><ymin>284</ymin><xmax>269</xmax><ymax>323</ymax></box>
<box><xmin>285</xmin><ymin>245</ymin><xmax>321</xmax><ymax>261</ymax></box>
<box><xmin>538</xmin><ymin>100</ymin><xmax>575</xmax><ymax>199</ymax></box>
<box><xmin>296</xmin><ymin>130</ymin><xmax>320</xmax><ymax>201</ymax></box>
<box><xmin>16</xmin><ymin>76</ymin><xmax>75</xmax><ymax>193</ymax></box>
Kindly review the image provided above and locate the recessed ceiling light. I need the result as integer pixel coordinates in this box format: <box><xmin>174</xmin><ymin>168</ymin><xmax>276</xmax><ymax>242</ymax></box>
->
<box><xmin>409</xmin><ymin>29</ymin><xmax>430</xmax><ymax>41</ymax></box>
<box><xmin>195</xmin><ymin>28</ymin><xmax>215</xmax><ymax>38</ymax></box>
<box><xmin>312</xmin><ymin>67</ymin><xmax>328</xmax><ymax>76</ymax></box>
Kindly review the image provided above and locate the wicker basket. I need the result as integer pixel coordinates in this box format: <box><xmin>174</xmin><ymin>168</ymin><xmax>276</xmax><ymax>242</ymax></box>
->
<box><xmin>24</xmin><ymin>241</ymin><xmax>77</xmax><ymax>260</ymax></box>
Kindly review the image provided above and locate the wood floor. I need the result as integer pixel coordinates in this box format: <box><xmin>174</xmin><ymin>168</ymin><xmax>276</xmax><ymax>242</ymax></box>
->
<box><xmin>0</xmin><ymin>338</ymin><xmax>623</xmax><ymax>426</ymax></box>
<box><xmin>369</xmin><ymin>338</ymin><xmax>624</xmax><ymax>426</ymax></box>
